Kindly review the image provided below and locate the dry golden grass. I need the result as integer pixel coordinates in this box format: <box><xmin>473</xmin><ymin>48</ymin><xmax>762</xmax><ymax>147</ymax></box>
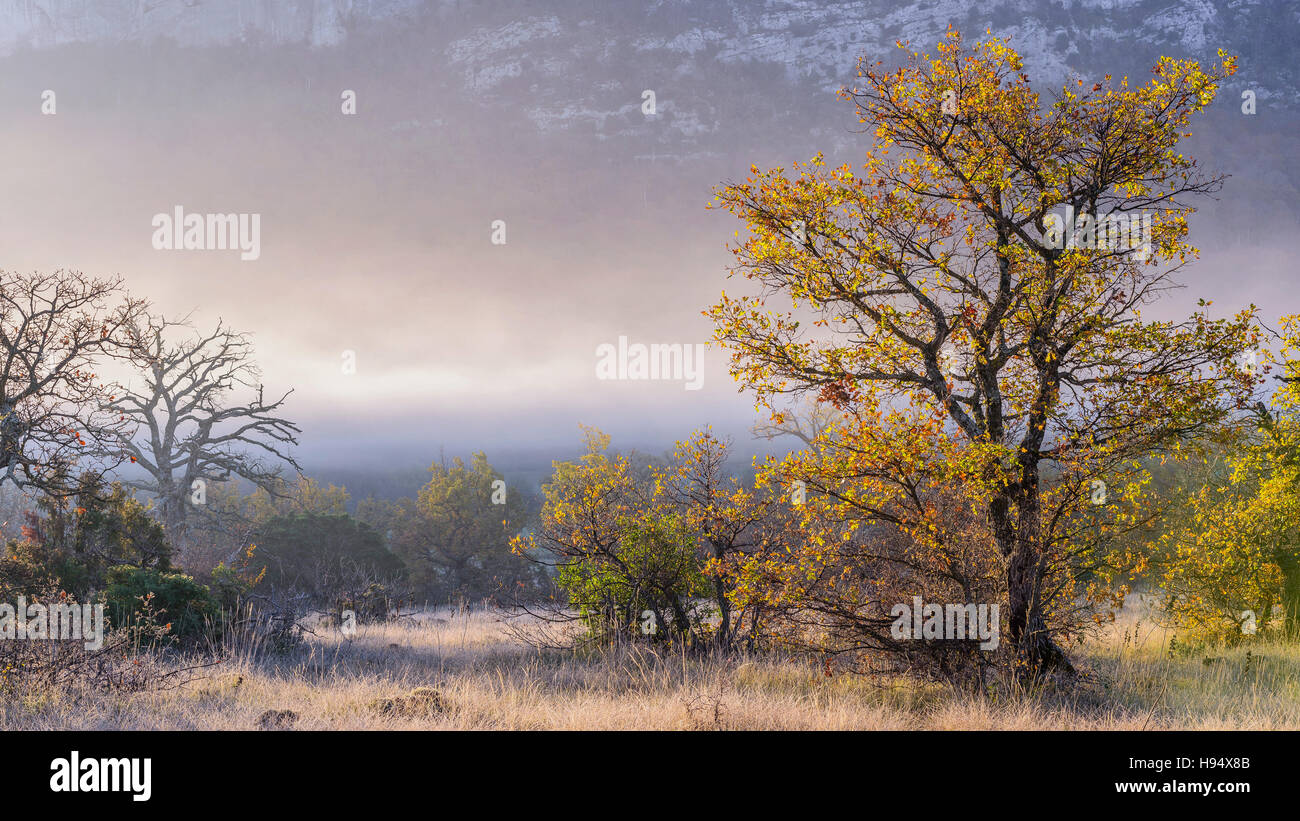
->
<box><xmin>4</xmin><ymin>599</ymin><xmax>1299</xmax><ymax>730</ymax></box>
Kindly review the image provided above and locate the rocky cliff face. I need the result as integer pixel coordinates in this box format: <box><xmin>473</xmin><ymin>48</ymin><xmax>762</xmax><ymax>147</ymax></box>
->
<box><xmin>0</xmin><ymin>1</ymin><xmax>1284</xmax><ymax>256</ymax></box>
<box><xmin>0</xmin><ymin>1</ymin><xmax>1293</xmax><ymax>129</ymax></box>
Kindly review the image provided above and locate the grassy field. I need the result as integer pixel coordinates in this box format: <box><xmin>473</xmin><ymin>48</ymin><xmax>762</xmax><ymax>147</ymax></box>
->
<box><xmin>4</xmin><ymin>599</ymin><xmax>1299</xmax><ymax>730</ymax></box>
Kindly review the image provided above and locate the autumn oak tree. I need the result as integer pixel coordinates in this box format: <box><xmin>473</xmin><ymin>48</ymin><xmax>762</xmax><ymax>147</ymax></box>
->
<box><xmin>708</xmin><ymin>31</ymin><xmax>1255</xmax><ymax>677</ymax></box>
<box><xmin>515</xmin><ymin>426</ymin><xmax>794</xmax><ymax>648</ymax></box>
<box><xmin>390</xmin><ymin>451</ymin><xmax>535</xmax><ymax>601</ymax></box>
<box><xmin>1155</xmin><ymin>314</ymin><xmax>1300</xmax><ymax>639</ymax></box>
<box><xmin>654</xmin><ymin>428</ymin><xmax>786</xmax><ymax>650</ymax></box>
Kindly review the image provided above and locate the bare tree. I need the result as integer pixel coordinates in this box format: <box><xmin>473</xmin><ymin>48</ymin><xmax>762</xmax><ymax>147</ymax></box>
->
<box><xmin>0</xmin><ymin>270</ymin><xmax>145</xmax><ymax>495</ymax></box>
<box><xmin>109</xmin><ymin>314</ymin><xmax>302</xmax><ymax>548</ymax></box>
<box><xmin>750</xmin><ymin>395</ymin><xmax>839</xmax><ymax>447</ymax></box>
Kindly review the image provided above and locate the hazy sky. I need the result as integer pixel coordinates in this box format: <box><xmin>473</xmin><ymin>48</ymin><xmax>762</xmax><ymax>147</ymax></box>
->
<box><xmin>0</xmin><ymin>1</ymin><xmax>1295</xmax><ymax>472</ymax></box>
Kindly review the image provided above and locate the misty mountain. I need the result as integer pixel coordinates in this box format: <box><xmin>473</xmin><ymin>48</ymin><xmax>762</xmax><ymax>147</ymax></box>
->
<box><xmin>2</xmin><ymin>1</ymin><xmax>1295</xmax><ymax>108</ymax></box>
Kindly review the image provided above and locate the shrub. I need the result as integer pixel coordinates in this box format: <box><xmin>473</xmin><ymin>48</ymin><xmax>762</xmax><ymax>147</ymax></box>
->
<box><xmin>0</xmin><ymin>541</ymin><xmax>62</xmax><ymax>598</ymax></box>
<box><xmin>246</xmin><ymin>513</ymin><xmax>405</xmax><ymax>596</ymax></box>
<box><xmin>103</xmin><ymin>566</ymin><xmax>221</xmax><ymax>646</ymax></box>
<box><xmin>209</xmin><ymin>562</ymin><xmax>258</xmax><ymax>611</ymax></box>
<box><xmin>557</xmin><ymin>511</ymin><xmax>709</xmax><ymax>645</ymax></box>
<box><xmin>0</xmin><ymin>480</ymin><xmax>172</xmax><ymax>601</ymax></box>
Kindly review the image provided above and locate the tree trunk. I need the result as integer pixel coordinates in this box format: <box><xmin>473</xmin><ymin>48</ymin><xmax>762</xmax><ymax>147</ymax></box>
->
<box><xmin>713</xmin><ymin>576</ymin><xmax>731</xmax><ymax>650</ymax></box>
<box><xmin>1276</xmin><ymin>549</ymin><xmax>1300</xmax><ymax>640</ymax></box>
<box><xmin>711</xmin><ymin>541</ymin><xmax>731</xmax><ymax>650</ymax></box>
<box><xmin>158</xmin><ymin>480</ymin><xmax>188</xmax><ymax>551</ymax></box>
<box><xmin>992</xmin><ymin>486</ymin><xmax>1074</xmax><ymax>681</ymax></box>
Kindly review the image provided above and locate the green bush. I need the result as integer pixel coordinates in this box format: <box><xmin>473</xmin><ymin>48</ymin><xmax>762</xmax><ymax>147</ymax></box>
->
<box><xmin>103</xmin><ymin>565</ymin><xmax>221</xmax><ymax>645</ymax></box>
<box><xmin>208</xmin><ymin>562</ymin><xmax>257</xmax><ymax>611</ymax></box>
<box><xmin>557</xmin><ymin>511</ymin><xmax>708</xmax><ymax>644</ymax></box>
<box><xmin>0</xmin><ymin>540</ymin><xmax>65</xmax><ymax>598</ymax></box>
<box><xmin>247</xmin><ymin>513</ymin><xmax>405</xmax><ymax>595</ymax></box>
<box><xmin>0</xmin><ymin>480</ymin><xmax>172</xmax><ymax>601</ymax></box>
